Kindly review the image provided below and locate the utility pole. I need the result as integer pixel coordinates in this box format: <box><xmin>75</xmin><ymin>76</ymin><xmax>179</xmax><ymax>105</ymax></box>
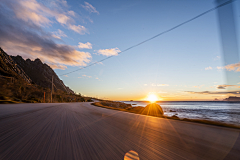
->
<box><xmin>51</xmin><ymin>76</ymin><xmax>53</xmax><ymax>103</ymax></box>
<box><xmin>43</xmin><ymin>92</ymin><xmax>45</xmax><ymax>103</ymax></box>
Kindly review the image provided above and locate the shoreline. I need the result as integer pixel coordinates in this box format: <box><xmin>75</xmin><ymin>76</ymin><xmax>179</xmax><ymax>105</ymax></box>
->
<box><xmin>123</xmin><ymin>100</ymin><xmax>240</xmax><ymax>103</ymax></box>
<box><xmin>91</xmin><ymin>102</ymin><xmax>240</xmax><ymax>130</ymax></box>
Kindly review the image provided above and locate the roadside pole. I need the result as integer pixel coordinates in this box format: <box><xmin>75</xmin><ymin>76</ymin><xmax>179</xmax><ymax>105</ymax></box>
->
<box><xmin>44</xmin><ymin>92</ymin><xmax>45</xmax><ymax>103</ymax></box>
<box><xmin>51</xmin><ymin>76</ymin><xmax>53</xmax><ymax>103</ymax></box>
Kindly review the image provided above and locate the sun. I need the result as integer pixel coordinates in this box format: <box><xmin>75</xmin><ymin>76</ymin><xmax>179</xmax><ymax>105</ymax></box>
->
<box><xmin>147</xmin><ymin>94</ymin><xmax>158</xmax><ymax>103</ymax></box>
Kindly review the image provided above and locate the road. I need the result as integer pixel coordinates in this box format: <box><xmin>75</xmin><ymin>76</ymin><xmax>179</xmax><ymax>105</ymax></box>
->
<box><xmin>0</xmin><ymin>102</ymin><xmax>239</xmax><ymax>160</ymax></box>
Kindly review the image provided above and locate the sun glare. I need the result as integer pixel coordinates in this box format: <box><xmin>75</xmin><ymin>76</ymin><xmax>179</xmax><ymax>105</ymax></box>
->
<box><xmin>147</xmin><ymin>94</ymin><xmax>158</xmax><ymax>103</ymax></box>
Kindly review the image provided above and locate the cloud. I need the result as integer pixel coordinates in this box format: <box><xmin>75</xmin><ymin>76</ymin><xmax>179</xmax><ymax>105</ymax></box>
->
<box><xmin>63</xmin><ymin>75</ymin><xmax>68</xmax><ymax>77</ymax></box>
<box><xmin>78</xmin><ymin>42</ymin><xmax>92</xmax><ymax>49</ymax></box>
<box><xmin>1</xmin><ymin>0</ymin><xmax>88</xmax><ymax>34</ymax></box>
<box><xmin>205</xmin><ymin>66</ymin><xmax>212</xmax><ymax>70</ymax></box>
<box><xmin>52</xmin><ymin>29</ymin><xmax>67</xmax><ymax>39</ymax></box>
<box><xmin>68</xmin><ymin>10</ymin><xmax>75</xmax><ymax>17</ymax></box>
<box><xmin>68</xmin><ymin>24</ymin><xmax>87</xmax><ymax>34</ymax></box>
<box><xmin>214</xmin><ymin>56</ymin><xmax>221</xmax><ymax>61</ymax></box>
<box><xmin>225</xmin><ymin>62</ymin><xmax>240</xmax><ymax>72</ymax></box>
<box><xmin>193</xmin><ymin>85</ymin><xmax>204</xmax><ymax>89</ymax></box>
<box><xmin>56</xmin><ymin>14</ymin><xmax>70</xmax><ymax>25</ymax></box>
<box><xmin>48</xmin><ymin>64</ymin><xmax>67</xmax><ymax>70</ymax></box>
<box><xmin>217</xmin><ymin>66</ymin><xmax>224</xmax><ymax>70</ymax></box>
<box><xmin>157</xmin><ymin>84</ymin><xmax>169</xmax><ymax>86</ymax></box>
<box><xmin>82</xmin><ymin>75</ymin><xmax>91</xmax><ymax>78</ymax></box>
<box><xmin>0</xmin><ymin>0</ymin><xmax>92</xmax><ymax>69</ymax></box>
<box><xmin>185</xmin><ymin>90</ymin><xmax>240</xmax><ymax>95</ymax></box>
<box><xmin>216</xmin><ymin>85</ymin><xmax>238</xmax><ymax>89</ymax></box>
<box><xmin>97</xmin><ymin>62</ymin><xmax>103</xmax><ymax>65</ymax></box>
<box><xmin>96</xmin><ymin>48</ymin><xmax>121</xmax><ymax>56</ymax></box>
<box><xmin>81</xmin><ymin>2</ymin><xmax>99</xmax><ymax>14</ymax></box>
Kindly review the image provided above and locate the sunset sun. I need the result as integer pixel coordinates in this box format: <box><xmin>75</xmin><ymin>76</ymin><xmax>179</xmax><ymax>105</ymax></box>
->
<box><xmin>147</xmin><ymin>94</ymin><xmax>158</xmax><ymax>103</ymax></box>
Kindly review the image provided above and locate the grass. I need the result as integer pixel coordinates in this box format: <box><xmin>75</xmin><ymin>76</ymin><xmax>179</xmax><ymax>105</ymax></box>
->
<box><xmin>92</xmin><ymin>101</ymin><xmax>240</xmax><ymax>130</ymax></box>
<box><xmin>0</xmin><ymin>78</ymin><xmax>92</xmax><ymax>104</ymax></box>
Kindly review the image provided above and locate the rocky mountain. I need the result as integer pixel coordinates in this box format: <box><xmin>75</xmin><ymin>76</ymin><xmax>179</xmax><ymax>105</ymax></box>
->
<box><xmin>0</xmin><ymin>48</ymin><xmax>32</xmax><ymax>83</ymax></box>
<box><xmin>0</xmin><ymin>47</ymin><xmax>74</xmax><ymax>94</ymax></box>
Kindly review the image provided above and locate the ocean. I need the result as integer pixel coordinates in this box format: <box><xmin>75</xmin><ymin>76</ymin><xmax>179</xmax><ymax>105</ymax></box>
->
<box><xmin>122</xmin><ymin>101</ymin><xmax>240</xmax><ymax>126</ymax></box>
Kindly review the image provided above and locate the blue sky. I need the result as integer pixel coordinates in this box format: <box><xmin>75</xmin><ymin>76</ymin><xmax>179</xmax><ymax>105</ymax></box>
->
<box><xmin>1</xmin><ymin>0</ymin><xmax>240</xmax><ymax>100</ymax></box>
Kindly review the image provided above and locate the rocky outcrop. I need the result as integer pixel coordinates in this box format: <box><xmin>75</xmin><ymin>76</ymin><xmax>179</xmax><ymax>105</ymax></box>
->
<box><xmin>224</xmin><ymin>96</ymin><xmax>240</xmax><ymax>101</ymax></box>
<box><xmin>0</xmin><ymin>48</ymin><xmax>32</xmax><ymax>83</ymax></box>
<box><xmin>0</xmin><ymin>47</ymin><xmax>74</xmax><ymax>94</ymax></box>
<box><xmin>142</xmin><ymin>103</ymin><xmax>164</xmax><ymax>117</ymax></box>
<box><xmin>11</xmin><ymin>56</ymin><xmax>74</xmax><ymax>94</ymax></box>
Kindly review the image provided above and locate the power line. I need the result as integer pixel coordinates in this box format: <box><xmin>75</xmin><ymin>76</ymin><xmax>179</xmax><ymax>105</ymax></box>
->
<box><xmin>59</xmin><ymin>0</ymin><xmax>233</xmax><ymax>77</ymax></box>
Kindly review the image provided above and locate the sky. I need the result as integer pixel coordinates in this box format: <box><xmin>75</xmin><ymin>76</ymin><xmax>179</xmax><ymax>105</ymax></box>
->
<box><xmin>0</xmin><ymin>0</ymin><xmax>240</xmax><ymax>101</ymax></box>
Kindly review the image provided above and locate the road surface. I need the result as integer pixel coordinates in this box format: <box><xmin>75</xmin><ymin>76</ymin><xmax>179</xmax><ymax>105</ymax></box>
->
<box><xmin>0</xmin><ymin>102</ymin><xmax>239</xmax><ymax>160</ymax></box>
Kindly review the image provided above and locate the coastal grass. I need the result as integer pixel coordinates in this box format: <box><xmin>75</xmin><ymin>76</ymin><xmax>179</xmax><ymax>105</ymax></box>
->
<box><xmin>91</xmin><ymin>101</ymin><xmax>240</xmax><ymax>130</ymax></box>
<box><xmin>0</xmin><ymin>79</ymin><xmax>92</xmax><ymax>104</ymax></box>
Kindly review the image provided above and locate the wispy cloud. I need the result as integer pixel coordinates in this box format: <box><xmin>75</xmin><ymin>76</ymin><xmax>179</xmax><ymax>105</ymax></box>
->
<box><xmin>225</xmin><ymin>62</ymin><xmax>240</xmax><ymax>72</ymax></box>
<box><xmin>81</xmin><ymin>2</ymin><xmax>99</xmax><ymax>14</ymax></box>
<box><xmin>157</xmin><ymin>84</ymin><xmax>169</xmax><ymax>87</ymax></box>
<box><xmin>52</xmin><ymin>29</ymin><xmax>67</xmax><ymax>39</ymax></box>
<box><xmin>0</xmin><ymin>0</ymin><xmax>91</xmax><ymax>69</ymax></box>
<box><xmin>68</xmin><ymin>24</ymin><xmax>87</xmax><ymax>35</ymax></box>
<box><xmin>97</xmin><ymin>62</ymin><xmax>103</xmax><ymax>65</ymax></box>
<box><xmin>216</xmin><ymin>85</ymin><xmax>238</xmax><ymax>89</ymax></box>
<box><xmin>205</xmin><ymin>66</ymin><xmax>212</xmax><ymax>70</ymax></box>
<box><xmin>78</xmin><ymin>42</ymin><xmax>92</xmax><ymax>49</ymax></box>
<box><xmin>96</xmin><ymin>48</ymin><xmax>120</xmax><ymax>56</ymax></box>
<box><xmin>151</xmin><ymin>83</ymin><xmax>169</xmax><ymax>87</ymax></box>
<box><xmin>48</xmin><ymin>64</ymin><xmax>67</xmax><ymax>70</ymax></box>
<box><xmin>2</xmin><ymin>0</ymin><xmax>88</xmax><ymax>34</ymax></box>
<box><xmin>214</xmin><ymin>56</ymin><xmax>221</xmax><ymax>61</ymax></box>
<box><xmin>82</xmin><ymin>75</ymin><xmax>92</xmax><ymax>78</ymax></box>
<box><xmin>193</xmin><ymin>85</ymin><xmax>204</xmax><ymax>89</ymax></box>
<box><xmin>185</xmin><ymin>90</ymin><xmax>240</xmax><ymax>95</ymax></box>
<box><xmin>217</xmin><ymin>66</ymin><xmax>224</xmax><ymax>70</ymax></box>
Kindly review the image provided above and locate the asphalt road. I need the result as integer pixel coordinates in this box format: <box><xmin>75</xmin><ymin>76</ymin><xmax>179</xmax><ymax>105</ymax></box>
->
<box><xmin>0</xmin><ymin>102</ymin><xmax>239</xmax><ymax>160</ymax></box>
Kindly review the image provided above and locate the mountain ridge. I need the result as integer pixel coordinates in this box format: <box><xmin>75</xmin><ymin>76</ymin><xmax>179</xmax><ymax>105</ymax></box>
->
<box><xmin>0</xmin><ymin>47</ymin><xmax>74</xmax><ymax>94</ymax></box>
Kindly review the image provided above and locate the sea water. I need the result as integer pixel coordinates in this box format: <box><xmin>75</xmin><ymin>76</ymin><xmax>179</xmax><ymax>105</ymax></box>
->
<box><xmin>122</xmin><ymin>101</ymin><xmax>240</xmax><ymax>126</ymax></box>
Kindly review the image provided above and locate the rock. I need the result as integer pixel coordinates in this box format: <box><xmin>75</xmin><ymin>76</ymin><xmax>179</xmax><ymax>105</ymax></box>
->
<box><xmin>0</xmin><ymin>48</ymin><xmax>32</xmax><ymax>83</ymax></box>
<box><xmin>171</xmin><ymin>115</ymin><xmax>180</xmax><ymax>119</ymax></box>
<box><xmin>170</xmin><ymin>110</ymin><xmax>176</xmax><ymax>112</ymax></box>
<box><xmin>142</xmin><ymin>103</ymin><xmax>164</xmax><ymax>117</ymax></box>
<box><xmin>0</xmin><ymin>47</ymin><xmax>74</xmax><ymax>94</ymax></box>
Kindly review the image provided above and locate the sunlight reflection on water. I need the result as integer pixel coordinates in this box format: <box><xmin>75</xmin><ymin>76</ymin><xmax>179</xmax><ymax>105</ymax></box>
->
<box><xmin>123</xmin><ymin>101</ymin><xmax>240</xmax><ymax>125</ymax></box>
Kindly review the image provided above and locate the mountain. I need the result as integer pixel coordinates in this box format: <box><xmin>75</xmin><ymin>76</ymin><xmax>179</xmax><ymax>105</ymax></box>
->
<box><xmin>0</xmin><ymin>48</ymin><xmax>32</xmax><ymax>83</ymax></box>
<box><xmin>0</xmin><ymin>47</ymin><xmax>74</xmax><ymax>94</ymax></box>
<box><xmin>224</xmin><ymin>96</ymin><xmax>240</xmax><ymax>101</ymax></box>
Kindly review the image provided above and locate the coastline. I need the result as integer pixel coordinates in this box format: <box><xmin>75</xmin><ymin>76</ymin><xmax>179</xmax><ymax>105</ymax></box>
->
<box><xmin>91</xmin><ymin>101</ymin><xmax>240</xmax><ymax>130</ymax></box>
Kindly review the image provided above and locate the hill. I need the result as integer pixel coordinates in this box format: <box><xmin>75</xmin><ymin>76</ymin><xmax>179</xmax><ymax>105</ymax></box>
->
<box><xmin>0</xmin><ymin>47</ymin><xmax>89</xmax><ymax>103</ymax></box>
